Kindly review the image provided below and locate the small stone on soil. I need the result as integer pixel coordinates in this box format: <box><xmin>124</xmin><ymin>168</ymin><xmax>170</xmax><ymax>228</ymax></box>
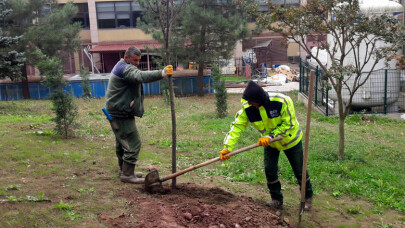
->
<box><xmin>147</xmin><ymin>165</ymin><xmax>158</xmax><ymax>171</ymax></box>
<box><xmin>183</xmin><ymin>212</ymin><xmax>192</xmax><ymax>220</ymax></box>
<box><xmin>189</xmin><ymin>205</ymin><xmax>202</xmax><ymax>216</ymax></box>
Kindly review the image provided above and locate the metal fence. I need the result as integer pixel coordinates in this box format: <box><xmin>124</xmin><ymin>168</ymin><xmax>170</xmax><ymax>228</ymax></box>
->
<box><xmin>299</xmin><ymin>59</ymin><xmax>405</xmax><ymax>116</ymax></box>
<box><xmin>224</xmin><ymin>57</ymin><xmax>270</xmax><ymax>79</ymax></box>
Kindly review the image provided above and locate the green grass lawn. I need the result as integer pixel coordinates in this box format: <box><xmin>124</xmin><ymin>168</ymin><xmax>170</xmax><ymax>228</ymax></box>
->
<box><xmin>222</xmin><ymin>74</ymin><xmax>248</xmax><ymax>84</ymax></box>
<box><xmin>194</xmin><ymin>92</ymin><xmax>405</xmax><ymax>213</ymax></box>
<box><xmin>0</xmin><ymin>93</ymin><xmax>404</xmax><ymax>227</ymax></box>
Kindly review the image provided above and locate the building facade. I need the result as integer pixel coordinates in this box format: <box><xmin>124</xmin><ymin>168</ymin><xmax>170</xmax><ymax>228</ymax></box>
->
<box><xmin>241</xmin><ymin>0</ymin><xmax>302</xmax><ymax>70</ymax></box>
<box><xmin>54</xmin><ymin>0</ymin><xmax>162</xmax><ymax>75</ymax></box>
<box><xmin>49</xmin><ymin>0</ymin><xmax>303</xmax><ymax>76</ymax></box>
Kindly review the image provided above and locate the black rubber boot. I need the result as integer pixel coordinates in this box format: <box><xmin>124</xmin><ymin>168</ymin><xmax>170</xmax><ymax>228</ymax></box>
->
<box><xmin>118</xmin><ymin>159</ymin><xmax>142</xmax><ymax>178</ymax></box>
<box><xmin>265</xmin><ymin>200</ymin><xmax>283</xmax><ymax>209</ymax></box>
<box><xmin>120</xmin><ymin>162</ymin><xmax>144</xmax><ymax>184</ymax></box>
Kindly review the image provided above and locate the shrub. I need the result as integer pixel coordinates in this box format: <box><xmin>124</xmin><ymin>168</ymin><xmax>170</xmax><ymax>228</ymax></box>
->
<box><xmin>212</xmin><ymin>66</ymin><xmax>228</xmax><ymax>118</ymax></box>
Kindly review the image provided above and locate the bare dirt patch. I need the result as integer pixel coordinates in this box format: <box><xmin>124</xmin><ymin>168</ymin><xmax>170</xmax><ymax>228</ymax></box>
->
<box><xmin>98</xmin><ymin>183</ymin><xmax>291</xmax><ymax>228</ymax></box>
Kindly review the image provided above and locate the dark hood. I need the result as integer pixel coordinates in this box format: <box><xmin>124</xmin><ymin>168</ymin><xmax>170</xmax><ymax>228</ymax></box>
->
<box><xmin>242</xmin><ymin>81</ymin><xmax>268</xmax><ymax>105</ymax></box>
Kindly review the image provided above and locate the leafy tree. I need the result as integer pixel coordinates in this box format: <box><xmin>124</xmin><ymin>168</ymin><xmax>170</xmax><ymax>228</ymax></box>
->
<box><xmin>138</xmin><ymin>0</ymin><xmax>186</xmax><ymax>101</ymax></box>
<box><xmin>4</xmin><ymin>0</ymin><xmax>81</xmax><ymax>98</ymax></box>
<box><xmin>138</xmin><ymin>0</ymin><xmax>186</xmax><ymax>62</ymax></box>
<box><xmin>138</xmin><ymin>0</ymin><xmax>187</xmax><ymax>188</ymax></box>
<box><xmin>171</xmin><ymin>0</ymin><xmax>249</xmax><ymax>96</ymax></box>
<box><xmin>0</xmin><ymin>0</ymin><xmax>25</xmax><ymax>80</ymax></box>
<box><xmin>3</xmin><ymin>1</ymin><xmax>81</xmax><ymax>137</ymax></box>
<box><xmin>25</xmin><ymin>2</ymin><xmax>81</xmax><ymax>58</ymax></box>
<box><xmin>34</xmin><ymin>49</ymin><xmax>77</xmax><ymax>139</ymax></box>
<box><xmin>242</xmin><ymin>0</ymin><xmax>405</xmax><ymax>159</ymax></box>
<box><xmin>212</xmin><ymin>65</ymin><xmax>228</xmax><ymax>118</ymax></box>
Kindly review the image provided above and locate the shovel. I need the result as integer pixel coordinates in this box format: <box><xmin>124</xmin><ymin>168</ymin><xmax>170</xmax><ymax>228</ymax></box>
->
<box><xmin>144</xmin><ymin>136</ymin><xmax>283</xmax><ymax>194</ymax></box>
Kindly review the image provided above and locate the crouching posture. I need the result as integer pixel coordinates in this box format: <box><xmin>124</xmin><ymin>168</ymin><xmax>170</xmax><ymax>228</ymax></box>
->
<box><xmin>220</xmin><ymin>81</ymin><xmax>313</xmax><ymax>210</ymax></box>
<box><xmin>105</xmin><ymin>46</ymin><xmax>173</xmax><ymax>184</ymax></box>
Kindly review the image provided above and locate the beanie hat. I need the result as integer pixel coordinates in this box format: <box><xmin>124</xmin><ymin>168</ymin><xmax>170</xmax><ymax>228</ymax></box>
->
<box><xmin>242</xmin><ymin>81</ymin><xmax>268</xmax><ymax>105</ymax></box>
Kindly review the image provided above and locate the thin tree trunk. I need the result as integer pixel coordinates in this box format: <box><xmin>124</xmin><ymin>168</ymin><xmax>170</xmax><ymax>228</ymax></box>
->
<box><xmin>197</xmin><ymin>19</ymin><xmax>206</xmax><ymax>97</ymax></box>
<box><xmin>21</xmin><ymin>64</ymin><xmax>30</xmax><ymax>99</ymax></box>
<box><xmin>165</xmin><ymin>0</ymin><xmax>177</xmax><ymax>189</ymax></box>
<box><xmin>169</xmin><ymin>75</ymin><xmax>177</xmax><ymax>188</ymax></box>
<box><xmin>336</xmin><ymin>91</ymin><xmax>345</xmax><ymax>160</ymax></box>
<box><xmin>338</xmin><ymin>116</ymin><xmax>345</xmax><ymax>160</ymax></box>
<box><xmin>197</xmin><ymin>63</ymin><xmax>204</xmax><ymax>96</ymax></box>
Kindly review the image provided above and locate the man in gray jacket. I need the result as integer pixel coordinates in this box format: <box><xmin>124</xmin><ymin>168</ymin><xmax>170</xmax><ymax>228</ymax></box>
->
<box><xmin>105</xmin><ymin>46</ymin><xmax>173</xmax><ymax>184</ymax></box>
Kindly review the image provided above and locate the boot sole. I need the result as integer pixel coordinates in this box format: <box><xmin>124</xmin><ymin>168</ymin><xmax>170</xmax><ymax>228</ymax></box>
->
<box><xmin>120</xmin><ymin>177</ymin><xmax>145</xmax><ymax>184</ymax></box>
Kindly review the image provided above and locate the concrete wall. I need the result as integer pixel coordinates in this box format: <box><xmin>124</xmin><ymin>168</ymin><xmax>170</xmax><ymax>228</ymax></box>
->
<box><xmin>98</xmin><ymin>29</ymin><xmax>152</xmax><ymax>42</ymax></box>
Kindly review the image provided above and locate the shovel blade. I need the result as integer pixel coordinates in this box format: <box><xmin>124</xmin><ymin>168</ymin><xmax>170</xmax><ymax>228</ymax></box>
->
<box><xmin>144</xmin><ymin>170</ymin><xmax>164</xmax><ymax>194</ymax></box>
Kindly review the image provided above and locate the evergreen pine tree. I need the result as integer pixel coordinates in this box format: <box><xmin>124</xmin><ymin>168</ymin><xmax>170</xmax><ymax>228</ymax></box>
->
<box><xmin>80</xmin><ymin>67</ymin><xmax>91</xmax><ymax>99</ymax></box>
<box><xmin>35</xmin><ymin>50</ymin><xmax>78</xmax><ymax>139</ymax></box>
<box><xmin>170</xmin><ymin>0</ymin><xmax>249</xmax><ymax>96</ymax></box>
<box><xmin>213</xmin><ymin>66</ymin><xmax>228</xmax><ymax>118</ymax></box>
<box><xmin>0</xmin><ymin>1</ymin><xmax>25</xmax><ymax>80</ymax></box>
<box><xmin>4</xmin><ymin>0</ymin><xmax>81</xmax><ymax>98</ymax></box>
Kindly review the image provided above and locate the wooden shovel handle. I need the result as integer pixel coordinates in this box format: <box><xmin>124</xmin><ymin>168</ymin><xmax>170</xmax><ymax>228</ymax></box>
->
<box><xmin>160</xmin><ymin>136</ymin><xmax>283</xmax><ymax>182</ymax></box>
<box><xmin>299</xmin><ymin>70</ymin><xmax>315</xmax><ymax>219</ymax></box>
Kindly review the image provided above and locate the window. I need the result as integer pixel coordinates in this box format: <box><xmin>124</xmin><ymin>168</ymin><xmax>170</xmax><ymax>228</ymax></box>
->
<box><xmin>132</xmin><ymin>2</ymin><xmax>142</xmax><ymax>28</ymax></box>
<box><xmin>115</xmin><ymin>2</ymin><xmax>130</xmax><ymax>28</ymax></box>
<box><xmin>59</xmin><ymin>3</ymin><xmax>90</xmax><ymax>28</ymax></box>
<box><xmin>96</xmin><ymin>2</ymin><xmax>143</xmax><ymax>29</ymax></box>
<box><xmin>270</xmin><ymin>0</ymin><xmax>300</xmax><ymax>5</ymax></box>
<box><xmin>73</xmin><ymin>3</ymin><xmax>90</xmax><ymax>28</ymax></box>
<box><xmin>97</xmin><ymin>2</ymin><xmax>115</xmax><ymax>29</ymax></box>
<box><xmin>41</xmin><ymin>5</ymin><xmax>52</xmax><ymax>16</ymax></box>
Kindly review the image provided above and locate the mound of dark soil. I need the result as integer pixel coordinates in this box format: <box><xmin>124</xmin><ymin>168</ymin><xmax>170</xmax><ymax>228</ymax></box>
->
<box><xmin>99</xmin><ymin>183</ymin><xmax>291</xmax><ymax>228</ymax></box>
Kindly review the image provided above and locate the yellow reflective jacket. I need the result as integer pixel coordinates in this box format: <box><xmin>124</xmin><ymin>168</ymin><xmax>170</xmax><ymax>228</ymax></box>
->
<box><xmin>223</xmin><ymin>92</ymin><xmax>302</xmax><ymax>151</ymax></box>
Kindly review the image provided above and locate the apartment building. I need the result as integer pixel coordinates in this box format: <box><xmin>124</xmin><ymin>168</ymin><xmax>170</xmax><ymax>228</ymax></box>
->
<box><xmin>52</xmin><ymin>0</ymin><xmax>304</xmax><ymax>76</ymax></box>
<box><xmin>56</xmin><ymin>0</ymin><xmax>162</xmax><ymax>75</ymax></box>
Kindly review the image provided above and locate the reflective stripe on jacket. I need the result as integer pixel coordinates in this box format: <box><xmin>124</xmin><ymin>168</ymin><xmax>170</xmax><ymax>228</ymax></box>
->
<box><xmin>223</xmin><ymin>92</ymin><xmax>302</xmax><ymax>151</ymax></box>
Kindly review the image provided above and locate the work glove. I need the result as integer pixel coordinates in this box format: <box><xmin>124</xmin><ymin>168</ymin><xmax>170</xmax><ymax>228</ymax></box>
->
<box><xmin>162</xmin><ymin>65</ymin><xmax>173</xmax><ymax>78</ymax></box>
<box><xmin>257</xmin><ymin>135</ymin><xmax>272</xmax><ymax>147</ymax></box>
<box><xmin>219</xmin><ymin>149</ymin><xmax>231</xmax><ymax>161</ymax></box>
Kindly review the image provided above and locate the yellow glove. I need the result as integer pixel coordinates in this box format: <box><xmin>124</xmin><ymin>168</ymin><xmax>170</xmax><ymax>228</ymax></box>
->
<box><xmin>162</xmin><ymin>65</ymin><xmax>173</xmax><ymax>78</ymax></box>
<box><xmin>220</xmin><ymin>149</ymin><xmax>231</xmax><ymax>161</ymax></box>
<box><xmin>257</xmin><ymin>136</ymin><xmax>272</xmax><ymax>147</ymax></box>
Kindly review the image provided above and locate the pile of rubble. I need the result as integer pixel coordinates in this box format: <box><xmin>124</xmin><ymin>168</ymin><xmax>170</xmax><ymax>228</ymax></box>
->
<box><xmin>224</xmin><ymin>64</ymin><xmax>299</xmax><ymax>89</ymax></box>
<box><xmin>260</xmin><ymin>65</ymin><xmax>299</xmax><ymax>86</ymax></box>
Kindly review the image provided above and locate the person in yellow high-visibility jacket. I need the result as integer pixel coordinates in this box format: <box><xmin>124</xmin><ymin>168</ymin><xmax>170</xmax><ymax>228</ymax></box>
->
<box><xmin>219</xmin><ymin>81</ymin><xmax>313</xmax><ymax>210</ymax></box>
